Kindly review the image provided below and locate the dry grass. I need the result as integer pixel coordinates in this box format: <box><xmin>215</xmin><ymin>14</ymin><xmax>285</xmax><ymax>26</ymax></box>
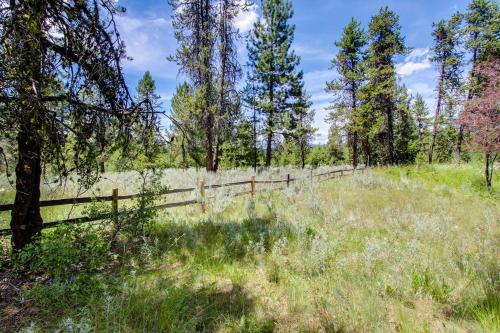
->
<box><xmin>2</xmin><ymin>164</ymin><xmax>499</xmax><ymax>332</ymax></box>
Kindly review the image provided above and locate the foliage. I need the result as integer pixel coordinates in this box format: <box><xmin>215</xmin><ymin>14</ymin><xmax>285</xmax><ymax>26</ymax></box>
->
<box><xmin>362</xmin><ymin>6</ymin><xmax>408</xmax><ymax>165</ymax></box>
<box><xmin>247</xmin><ymin>0</ymin><xmax>302</xmax><ymax>167</ymax></box>
<box><xmin>169</xmin><ymin>0</ymin><xmax>248</xmax><ymax>171</ymax></box>
<box><xmin>326</xmin><ymin>18</ymin><xmax>367</xmax><ymax>167</ymax></box>
<box><xmin>0</xmin><ymin>0</ymin><xmax>159</xmax><ymax>249</ymax></box>
<box><xmin>429</xmin><ymin>12</ymin><xmax>464</xmax><ymax>163</ymax></box>
<box><xmin>458</xmin><ymin>60</ymin><xmax>500</xmax><ymax>190</ymax></box>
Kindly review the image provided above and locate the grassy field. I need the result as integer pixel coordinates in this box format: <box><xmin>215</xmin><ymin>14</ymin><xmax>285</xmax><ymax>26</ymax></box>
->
<box><xmin>1</xmin><ymin>164</ymin><xmax>499</xmax><ymax>332</ymax></box>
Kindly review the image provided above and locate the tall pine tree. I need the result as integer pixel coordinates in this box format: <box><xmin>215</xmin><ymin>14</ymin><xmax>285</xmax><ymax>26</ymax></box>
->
<box><xmin>326</xmin><ymin>18</ymin><xmax>367</xmax><ymax>167</ymax></box>
<box><xmin>364</xmin><ymin>7</ymin><xmax>408</xmax><ymax>165</ymax></box>
<box><xmin>247</xmin><ymin>0</ymin><xmax>301</xmax><ymax>167</ymax></box>
<box><xmin>412</xmin><ymin>94</ymin><xmax>431</xmax><ymax>161</ymax></box>
<box><xmin>429</xmin><ymin>13</ymin><xmax>463</xmax><ymax>163</ymax></box>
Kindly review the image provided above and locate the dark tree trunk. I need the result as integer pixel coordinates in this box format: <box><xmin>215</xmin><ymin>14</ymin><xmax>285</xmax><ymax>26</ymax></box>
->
<box><xmin>300</xmin><ymin>141</ymin><xmax>306</xmax><ymax>169</ymax></box>
<box><xmin>484</xmin><ymin>153</ymin><xmax>496</xmax><ymax>192</ymax></box>
<box><xmin>351</xmin><ymin>87</ymin><xmax>358</xmax><ymax>168</ymax></box>
<box><xmin>214</xmin><ymin>139</ymin><xmax>221</xmax><ymax>172</ymax></box>
<box><xmin>387</xmin><ymin>105</ymin><xmax>395</xmax><ymax>165</ymax></box>
<box><xmin>253</xmin><ymin>107</ymin><xmax>257</xmax><ymax>172</ymax></box>
<box><xmin>11</xmin><ymin>128</ymin><xmax>43</xmax><ymax>250</ymax></box>
<box><xmin>265</xmin><ymin>130</ymin><xmax>272</xmax><ymax>168</ymax></box>
<box><xmin>363</xmin><ymin>137</ymin><xmax>371</xmax><ymax>167</ymax></box>
<box><xmin>205</xmin><ymin>112</ymin><xmax>215</xmax><ymax>172</ymax></box>
<box><xmin>429</xmin><ymin>63</ymin><xmax>445</xmax><ymax>164</ymax></box>
<box><xmin>352</xmin><ymin>131</ymin><xmax>359</xmax><ymax>168</ymax></box>
<box><xmin>99</xmin><ymin>161</ymin><xmax>105</xmax><ymax>173</ymax></box>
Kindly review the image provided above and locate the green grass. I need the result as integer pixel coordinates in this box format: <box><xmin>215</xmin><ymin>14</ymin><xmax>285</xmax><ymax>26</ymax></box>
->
<box><xmin>1</xmin><ymin>164</ymin><xmax>499</xmax><ymax>332</ymax></box>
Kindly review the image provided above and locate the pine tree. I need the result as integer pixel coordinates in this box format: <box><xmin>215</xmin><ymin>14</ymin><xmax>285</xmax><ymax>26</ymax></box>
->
<box><xmin>136</xmin><ymin>71</ymin><xmax>162</xmax><ymax>160</ymax></box>
<box><xmin>457</xmin><ymin>0</ymin><xmax>500</xmax><ymax>160</ymax></box>
<box><xmin>0</xmin><ymin>1</ymin><xmax>156</xmax><ymax>249</ymax></box>
<box><xmin>220</xmin><ymin>119</ymin><xmax>255</xmax><ymax>168</ymax></box>
<box><xmin>412</xmin><ymin>94</ymin><xmax>431</xmax><ymax>160</ymax></box>
<box><xmin>364</xmin><ymin>7</ymin><xmax>408</xmax><ymax>165</ymax></box>
<box><xmin>213</xmin><ymin>0</ymin><xmax>250</xmax><ymax>171</ymax></box>
<box><xmin>247</xmin><ymin>0</ymin><xmax>301</xmax><ymax>167</ymax></box>
<box><xmin>326</xmin><ymin>18</ymin><xmax>367</xmax><ymax>168</ymax></box>
<box><xmin>394</xmin><ymin>85</ymin><xmax>418</xmax><ymax>164</ymax></box>
<box><xmin>170</xmin><ymin>83</ymin><xmax>205</xmax><ymax>169</ymax></box>
<box><xmin>288</xmin><ymin>72</ymin><xmax>315</xmax><ymax>168</ymax></box>
<box><xmin>429</xmin><ymin>13</ymin><xmax>463</xmax><ymax>163</ymax></box>
<box><xmin>243</xmin><ymin>80</ymin><xmax>261</xmax><ymax>171</ymax></box>
<box><xmin>169</xmin><ymin>0</ymin><xmax>217</xmax><ymax>171</ymax></box>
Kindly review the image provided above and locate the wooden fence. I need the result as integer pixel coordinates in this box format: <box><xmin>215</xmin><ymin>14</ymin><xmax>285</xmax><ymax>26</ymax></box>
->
<box><xmin>0</xmin><ymin>167</ymin><xmax>365</xmax><ymax>237</ymax></box>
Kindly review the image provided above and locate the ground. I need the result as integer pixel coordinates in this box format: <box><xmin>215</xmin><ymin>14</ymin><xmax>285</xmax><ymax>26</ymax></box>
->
<box><xmin>0</xmin><ymin>164</ymin><xmax>499</xmax><ymax>332</ymax></box>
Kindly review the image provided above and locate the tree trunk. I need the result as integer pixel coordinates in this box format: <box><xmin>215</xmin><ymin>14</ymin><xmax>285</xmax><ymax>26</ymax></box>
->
<box><xmin>456</xmin><ymin>126</ymin><xmax>464</xmax><ymax>162</ymax></box>
<box><xmin>206</xmin><ymin>113</ymin><xmax>215</xmax><ymax>172</ymax></box>
<box><xmin>214</xmin><ymin>139</ymin><xmax>221</xmax><ymax>172</ymax></box>
<box><xmin>253</xmin><ymin>107</ymin><xmax>257</xmax><ymax>172</ymax></box>
<box><xmin>352</xmin><ymin>131</ymin><xmax>359</xmax><ymax>168</ymax></box>
<box><xmin>265</xmin><ymin>130</ymin><xmax>272</xmax><ymax>168</ymax></box>
<box><xmin>11</xmin><ymin>128</ymin><xmax>43</xmax><ymax>250</ymax></box>
<box><xmin>387</xmin><ymin>105</ymin><xmax>395</xmax><ymax>165</ymax></box>
<box><xmin>300</xmin><ymin>141</ymin><xmax>306</xmax><ymax>169</ymax></box>
<box><xmin>363</xmin><ymin>137</ymin><xmax>371</xmax><ymax>167</ymax></box>
<box><xmin>485</xmin><ymin>153</ymin><xmax>492</xmax><ymax>191</ymax></box>
<box><xmin>429</xmin><ymin>63</ymin><xmax>445</xmax><ymax>164</ymax></box>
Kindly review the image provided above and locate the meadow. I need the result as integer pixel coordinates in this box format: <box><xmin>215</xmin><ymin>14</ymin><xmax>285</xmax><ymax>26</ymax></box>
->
<box><xmin>0</xmin><ymin>164</ymin><xmax>499</xmax><ymax>332</ymax></box>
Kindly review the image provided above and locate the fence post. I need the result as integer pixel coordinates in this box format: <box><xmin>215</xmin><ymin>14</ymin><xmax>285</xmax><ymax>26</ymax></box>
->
<box><xmin>310</xmin><ymin>169</ymin><xmax>313</xmax><ymax>182</ymax></box>
<box><xmin>340</xmin><ymin>169</ymin><xmax>344</xmax><ymax>177</ymax></box>
<box><xmin>250</xmin><ymin>176</ymin><xmax>255</xmax><ymax>196</ymax></box>
<box><xmin>287</xmin><ymin>174</ymin><xmax>290</xmax><ymax>187</ymax></box>
<box><xmin>199</xmin><ymin>180</ymin><xmax>206</xmax><ymax>213</ymax></box>
<box><xmin>112</xmin><ymin>188</ymin><xmax>118</xmax><ymax>223</ymax></box>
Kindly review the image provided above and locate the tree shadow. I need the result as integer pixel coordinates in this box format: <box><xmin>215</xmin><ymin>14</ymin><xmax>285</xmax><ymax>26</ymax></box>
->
<box><xmin>150</xmin><ymin>215</ymin><xmax>297</xmax><ymax>265</ymax></box>
<box><xmin>115</xmin><ymin>274</ymin><xmax>275</xmax><ymax>333</ymax></box>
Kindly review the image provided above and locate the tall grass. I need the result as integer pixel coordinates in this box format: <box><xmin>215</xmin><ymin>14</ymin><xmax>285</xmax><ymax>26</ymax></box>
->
<box><xmin>2</xmin><ymin>164</ymin><xmax>499</xmax><ymax>332</ymax></box>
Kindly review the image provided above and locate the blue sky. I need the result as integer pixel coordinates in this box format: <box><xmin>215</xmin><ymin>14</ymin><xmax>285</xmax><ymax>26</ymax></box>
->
<box><xmin>116</xmin><ymin>0</ymin><xmax>471</xmax><ymax>143</ymax></box>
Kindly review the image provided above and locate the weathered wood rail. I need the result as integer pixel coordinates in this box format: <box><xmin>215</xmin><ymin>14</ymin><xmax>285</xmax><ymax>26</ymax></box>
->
<box><xmin>0</xmin><ymin>167</ymin><xmax>365</xmax><ymax>236</ymax></box>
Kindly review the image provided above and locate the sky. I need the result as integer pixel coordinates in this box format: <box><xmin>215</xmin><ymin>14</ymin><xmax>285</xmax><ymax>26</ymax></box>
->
<box><xmin>116</xmin><ymin>0</ymin><xmax>471</xmax><ymax>143</ymax></box>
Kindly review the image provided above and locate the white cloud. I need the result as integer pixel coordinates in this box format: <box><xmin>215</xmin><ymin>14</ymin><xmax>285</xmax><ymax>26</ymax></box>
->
<box><xmin>397</xmin><ymin>61</ymin><xmax>432</xmax><ymax>76</ymax></box>
<box><xmin>304</xmin><ymin>69</ymin><xmax>336</xmax><ymax>92</ymax></box>
<box><xmin>116</xmin><ymin>15</ymin><xmax>177</xmax><ymax>80</ymax></box>
<box><xmin>235</xmin><ymin>2</ymin><xmax>259</xmax><ymax>33</ymax></box>
<box><xmin>405</xmin><ymin>48</ymin><xmax>430</xmax><ymax>62</ymax></box>
<box><xmin>396</xmin><ymin>47</ymin><xmax>432</xmax><ymax>77</ymax></box>
<box><xmin>294</xmin><ymin>42</ymin><xmax>333</xmax><ymax>62</ymax></box>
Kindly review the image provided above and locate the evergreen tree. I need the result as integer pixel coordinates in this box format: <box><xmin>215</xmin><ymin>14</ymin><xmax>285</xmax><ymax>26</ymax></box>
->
<box><xmin>243</xmin><ymin>80</ymin><xmax>261</xmax><ymax>171</ymax></box>
<box><xmin>326</xmin><ymin>18</ymin><xmax>367</xmax><ymax>168</ymax></box>
<box><xmin>288</xmin><ymin>72</ymin><xmax>315</xmax><ymax>168</ymax></box>
<box><xmin>136</xmin><ymin>71</ymin><xmax>162</xmax><ymax>160</ymax></box>
<box><xmin>220</xmin><ymin>119</ymin><xmax>255</xmax><ymax>168</ymax></box>
<box><xmin>412</xmin><ymin>94</ymin><xmax>431</xmax><ymax>160</ymax></box>
<box><xmin>170</xmin><ymin>83</ymin><xmax>205</xmax><ymax>169</ymax></box>
<box><xmin>457</xmin><ymin>0</ymin><xmax>500</xmax><ymax>160</ymax></box>
<box><xmin>0</xmin><ymin>0</ymin><xmax>156</xmax><ymax>249</ymax></box>
<box><xmin>169</xmin><ymin>0</ymin><xmax>217</xmax><ymax>171</ymax></box>
<box><xmin>213</xmin><ymin>0</ymin><xmax>250</xmax><ymax>171</ymax></box>
<box><xmin>247</xmin><ymin>0</ymin><xmax>301</xmax><ymax>167</ymax></box>
<box><xmin>394</xmin><ymin>85</ymin><xmax>418</xmax><ymax>164</ymax></box>
<box><xmin>429</xmin><ymin>13</ymin><xmax>463</xmax><ymax>163</ymax></box>
<box><xmin>364</xmin><ymin>7</ymin><xmax>408</xmax><ymax>165</ymax></box>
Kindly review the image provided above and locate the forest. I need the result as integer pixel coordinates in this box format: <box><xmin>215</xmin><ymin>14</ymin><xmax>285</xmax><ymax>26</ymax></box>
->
<box><xmin>0</xmin><ymin>0</ymin><xmax>498</xmax><ymax>332</ymax></box>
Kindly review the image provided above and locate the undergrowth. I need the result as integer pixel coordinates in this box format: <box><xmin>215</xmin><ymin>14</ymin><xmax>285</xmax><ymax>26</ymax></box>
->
<box><xmin>0</xmin><ymin>164</ymin><xmax>498</xmax><ymax>332</ymax></box>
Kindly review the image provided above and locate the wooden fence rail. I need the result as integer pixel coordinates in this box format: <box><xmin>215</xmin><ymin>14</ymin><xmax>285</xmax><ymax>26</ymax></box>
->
<box><xmin>0</xmin><ymin>167</ymin><xmax>365</xmax><ymax>237</ymax></box>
